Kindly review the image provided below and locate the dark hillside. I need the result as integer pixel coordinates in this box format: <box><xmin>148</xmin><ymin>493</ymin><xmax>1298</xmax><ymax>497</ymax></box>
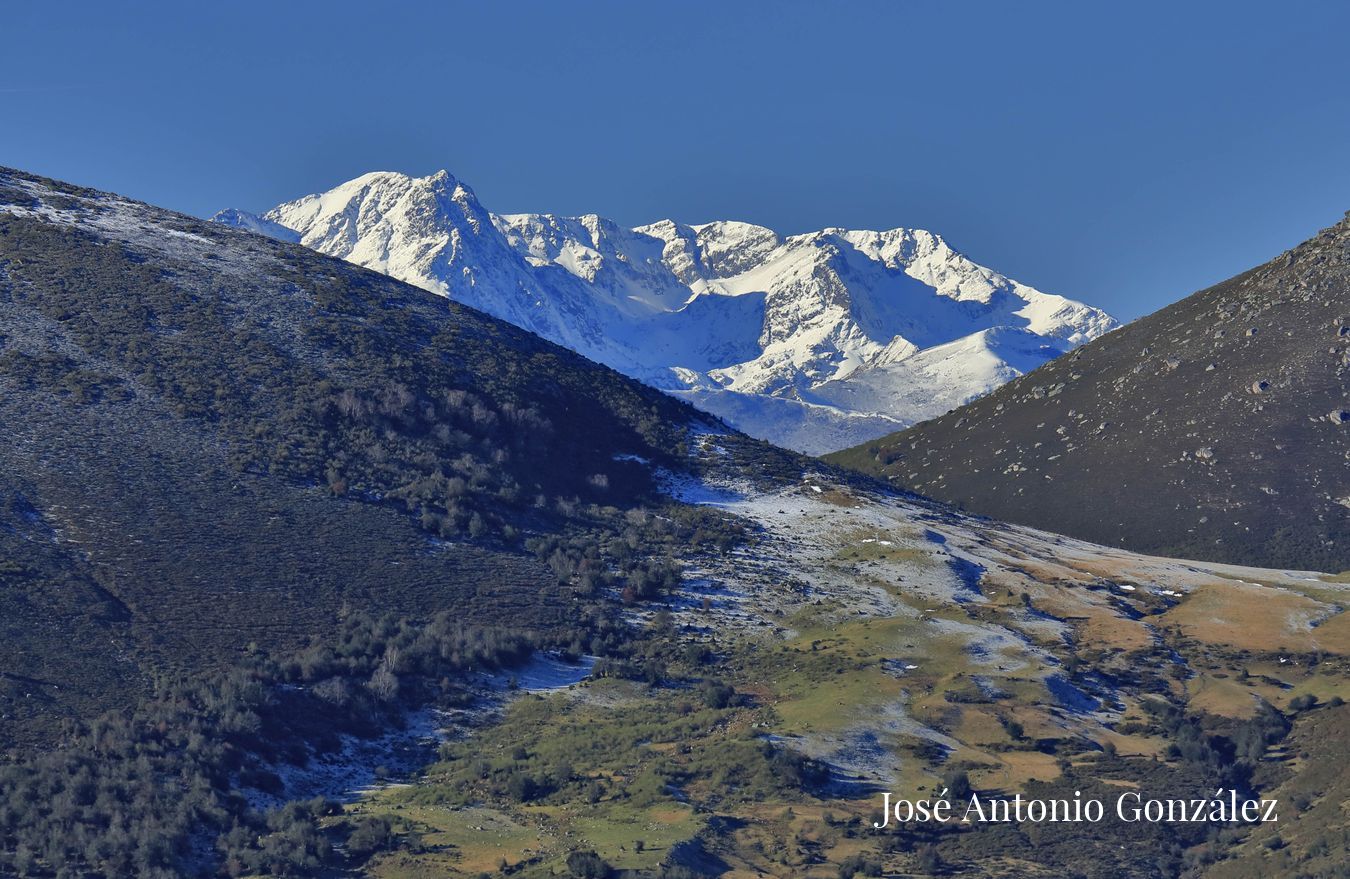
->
<box><xmin>831</xmin><ymin>212</ymin><xmax>1350</xmax><ymax>571</ymax></box>
<box><xmin>0</xmin><ymin>167</ymin><xmax>738</xmax><ymax>746</ymax></box>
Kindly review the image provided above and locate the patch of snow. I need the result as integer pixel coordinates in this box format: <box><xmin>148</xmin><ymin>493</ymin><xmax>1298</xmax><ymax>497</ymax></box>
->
<box><xmin>485</xmin><ymin>653</ymin><xmax>595</xmax><ymax>693</ymax></box>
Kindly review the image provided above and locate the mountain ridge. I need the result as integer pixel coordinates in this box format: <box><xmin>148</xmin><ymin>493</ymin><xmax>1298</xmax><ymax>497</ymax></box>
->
<box><xmin>215</xmin><ymin>169</ymin><xmax>1117</xmax><ymax>453</ymax></box>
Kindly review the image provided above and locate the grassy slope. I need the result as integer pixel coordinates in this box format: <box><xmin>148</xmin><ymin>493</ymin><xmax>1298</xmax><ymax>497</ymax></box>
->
<box><xmin>344</xmin><ymin>478</ymin><xmax>1350</xmax><ymax>879</ymax></box>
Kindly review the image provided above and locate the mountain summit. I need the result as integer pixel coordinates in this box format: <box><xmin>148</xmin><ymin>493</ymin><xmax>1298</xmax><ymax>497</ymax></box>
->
<box><xmin>215</xmin><ymin>171</ymin><xmax>1117</xmax><ymax>453</ymax></box>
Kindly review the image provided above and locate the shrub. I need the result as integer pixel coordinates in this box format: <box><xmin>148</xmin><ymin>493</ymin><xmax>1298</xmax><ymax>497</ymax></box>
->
<box><xmin>566</xmin><ymin>849</ymin><xmax>612</xmax><ymax>878</ymax></box>
<box><xmin>345</xmin><ymin>816</ymin><xmax>393</xmax><ymax>858</ymax></box>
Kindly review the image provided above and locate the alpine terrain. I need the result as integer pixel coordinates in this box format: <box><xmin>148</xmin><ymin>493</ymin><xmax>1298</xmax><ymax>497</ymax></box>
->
<box><xmin>215</xmin><ymin>170</ymin><xmax>1117</xmax><ymax>454</ymax></box>
<box><xmin>4</xmin><ymin>168</ymin><xmax>1350</xmax><ymax>879</ymax></box>
<box><xmin>832</xmin><ymin>211</ymin><xmax>1350</xmax><ymax>572</ymax></box>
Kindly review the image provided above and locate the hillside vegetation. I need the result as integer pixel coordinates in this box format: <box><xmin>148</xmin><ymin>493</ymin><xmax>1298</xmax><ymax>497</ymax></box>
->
<box><xmin>4</xmin><ymin>169</ymin><xmax>1350</xmax><ymax>879</ymax></box>
<box><xmin>831</xmin><ymin>212</ymin><xmax>1350</xmax><ymax>572</ymax></box>
<box><xmin>0</xmin><ymin>166</ymin><xmax>753</xmax><ymax>738</ymax></box>
<box><xmin>0</xmin><ymin>168</ymin><xmax>762</xmax><ymax>875</ymax></box>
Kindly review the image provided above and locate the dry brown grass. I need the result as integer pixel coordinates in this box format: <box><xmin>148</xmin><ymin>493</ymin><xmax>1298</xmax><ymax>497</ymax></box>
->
<box><xmin>1187</xmin><ymin>672</ymin><xmax>1262</xmax><ymax>718</ymax></box>
<box><xmin>1028</xmin><ymin>583</ymin><xmax>1157</xmax><ymax>652</ymax></box>
<box><xmin>1161</xmin><ymin>580</ymin><xmax>1344</xmax><ymax>654</ymax></box>
<box><xmin>975</xmin><ymin>751</ymin><xmax>1063</xmax><ymax>790</ymax></box>
<box><xmin>816</xmin><ymin>488</ymin><xmax>863</xmax><ymax>507</ymax></box>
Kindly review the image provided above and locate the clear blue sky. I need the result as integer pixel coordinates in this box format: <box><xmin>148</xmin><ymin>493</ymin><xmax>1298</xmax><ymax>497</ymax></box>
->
<box><xmin>4</xmin><ymin>1</ymin><xmax>1348</xmax><ymax>320</ymax></box>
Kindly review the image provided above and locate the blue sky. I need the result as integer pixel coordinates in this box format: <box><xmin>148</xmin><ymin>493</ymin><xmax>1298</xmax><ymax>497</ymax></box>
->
<box><xmin>4</xmin><ymin>1</ymin><xmax>1348</xmax><ymax>320</ymax></box>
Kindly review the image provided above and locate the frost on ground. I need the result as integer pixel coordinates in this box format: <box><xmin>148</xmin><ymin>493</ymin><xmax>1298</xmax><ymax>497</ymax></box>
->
<box><xmin>641</xmin><ymin>430</ymin><xmax>1350</xmax><ymax>788</ymax></box>
<box><xmin>484</xmin><ymin>653</ymin><xmax>596</xmax><ymax>693</ymax></box>
<box><xmin>249</xmin><ymin>653</ymin><xmax>594</xmax><ymax>810</ymax></box>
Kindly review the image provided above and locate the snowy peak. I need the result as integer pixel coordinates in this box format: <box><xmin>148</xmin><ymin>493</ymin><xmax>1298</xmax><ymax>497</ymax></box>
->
<box><xmin>493</xmin><ymin>211</ymin><xmax>695</xmax><ymax>314</ymax></box>
<box><xmin>252</xmin><ymin>171</ymin><xmax>612</xmax><ymax>349</ymax></box>
<box><xmin>688</xmin><ymin>221</ymin><xmax>783</xmax><ymax>278</ymax></box>
<box><xmin>215</xmin><ymin>169</ymin><xmax>1118</xmax><ymax>454</ymax></box>
<box><xmin>210</xmin><ymin>208</ymin><xmax>301</xmax><ymax>243</ymax></box>
<box><xmin>264</xmin><ymin>170</ymin><xmax>492</xmax><ymax>290</ymax></box>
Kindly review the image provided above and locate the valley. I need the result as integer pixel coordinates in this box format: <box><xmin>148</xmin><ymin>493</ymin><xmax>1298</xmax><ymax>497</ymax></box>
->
<box><xmin>1</xmin><ymin>168</ymin><xmax>1347</xmax><ymax>879</ymax></box>
<box><xmin>6</xmin><ymin>6</ymin><xmax>1347</xmax><ymax>878</ymax></box>
<box><xmin>338</xmin><ymin>432</ymin><xmax>1350</xmax><ymax>879</ymax></box>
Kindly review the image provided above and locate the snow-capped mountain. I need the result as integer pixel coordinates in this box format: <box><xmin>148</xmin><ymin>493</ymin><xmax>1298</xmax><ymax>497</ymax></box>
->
<box><xmin>209</xmin><ymin>208</ymin><xmax>302</xmax><ymax>243</ymax></box>
<box><xmin>215</xmin><ymin>170</ymin><xmax>1117</xmax><ymax>453</ymax></box>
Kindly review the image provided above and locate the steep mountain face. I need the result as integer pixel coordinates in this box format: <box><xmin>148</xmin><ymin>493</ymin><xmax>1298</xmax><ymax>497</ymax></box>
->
<box><xmin>832</xmin><ymin>212</ymin><xmax>1350</xmax><ymax>572</ymax></box>
<box><xmin>215</xmin><ymin>171</ymin><xmax>1117</xmax><ymax>453</ymax></box>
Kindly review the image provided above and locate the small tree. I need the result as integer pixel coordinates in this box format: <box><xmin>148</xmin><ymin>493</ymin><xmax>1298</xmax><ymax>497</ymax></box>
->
<box><xmin>565</xmin><ymin>849</ymin><xmax>611</xmax><ymax>879</ymax></box>
<box><xmin>346</xmin><ymin>817</ymin><xmax>392</xmax><ymax>858</ymax></box>
<box><xmin>367</xmin><ymin>661</ymin><xmax>399</xmax><ymax>701</ymax></box>
<box><xmin>916</xmin><ymin>844</ymin><xmax>943</xmax><ymax>873</ymax></box>
<box><xmin>941</xmin><ymin>768</ymin><xmax>972</xmax><ymax>801</ymax></box>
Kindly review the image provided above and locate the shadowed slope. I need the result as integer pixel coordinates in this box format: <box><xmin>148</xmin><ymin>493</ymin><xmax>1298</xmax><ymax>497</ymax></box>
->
<box><xmin>831</xmin><ymin>212</ymin><xmax>1350</xmax><ymax>571</ymax></box>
